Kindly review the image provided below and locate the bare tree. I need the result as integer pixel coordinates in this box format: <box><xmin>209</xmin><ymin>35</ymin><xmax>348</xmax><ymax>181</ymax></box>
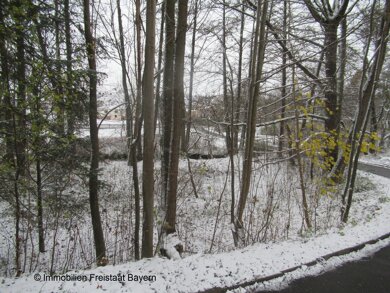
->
<box><xmin>154</xmin><ymin>1</ymin><xmax>165</xmax><ymax>135</ymax></box>
<box><xmin>342</xmin><ymin>0</ymin><xmax>390</xmax><ymax>222</ymax></box>
<box><xmin>161</xmin><ymin>0</ymin><xmax>176</xmax><ymax>212</ymax></box>
<box><xmin>185</xmin><ymin>0</ymin><xmax>199</xmax><ymax>151</ymax></box>
<box><xmin>64</xmin><ymin>0</ymin><xmax>75</xmax><ymax>135</ymax></box>
<box><xmin>166</xmin><ymin>0</ymin><xmax>189</xmax><ymax>235</ymax></box>
<box><xmin>83</xmin><ymin>0</ymin><xmax>107</xmax><ymax>266</ymax></box>
<box><xmin>13</xmin><ymin>0</ymin><xmax>28</xmax><ymax>275</ymax></box>
<box><xmin>278</xmin><ymin>0</ymin><xmax>288</xmax><ymax>156</ymax></box>
<box><xmin>134</xmin><ymin>0</ymin><xmax>143</xmax><ymax>157</ymax></box>
<box><xmin>303</xmin><ymin>0</ymin><xmax>350</xmax><ymax>169</ymax></box>
<box><xmin>222</xmin><ymin>0</ymin><xmax>231</xmax><ymax>152</ymax></box>
<box><xmin>292</xmin><ymin>66</ymin><xmax>312</xmax><ymax>229</ymax></box>
<box><xmin>116</xmin><ymin>0</ymin><xmax>141</xmax><ymax>260</ymax></box>
<box><xmin>235</xmin><ymin>2</ymin><xmax>246</xmax><ymax>150</ymax></box>
<box><xmin>234</xmin><ymin>0</ymin><xmax>268</xmax><ymax>246</ymax></box>
<box><xmin>141</xmin><ymin>0</ymin><xmax>156</xmax><ymax>258</ymax></box>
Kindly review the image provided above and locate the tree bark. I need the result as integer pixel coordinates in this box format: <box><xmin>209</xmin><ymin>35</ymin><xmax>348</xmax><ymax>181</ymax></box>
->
<box><xmin>234</xmin><ymin>0</ymin><xmax>268</xmax><ymax>246</ymax></box>
<box><xmin>15</xmin><ymin>0</ymin><xmax>27</xmax><ymax>177</ymax></box>
<box><xmin>303</xmin><ymin>0</ymin><xmax>351</xmax><ymax>169</ymax></box>
<box><xmin>83</xmin><ymin>0</ymin><xmax>107</xmax><ymax>266</ymax></box>
<box><xmin>0</xmin><ymin>0</ymin><xmax>13</xmax><ymax>162</ymax></box>
<box><xmin>337</xmin><ymin>16</ymin><xmax>347</xmax><ymax>137</ymax></box>
<box><xmin>222</xmin><ymin>1</ymin><xmax>232</xmax><ymax>152</ymax></box>
<box><xmin>64</xmin><ymin>0</ymin><xmax>75</xmax><ymax>135</ymax></box>
<box><xmin>166</xmin><ymin>0</ymin><xmax>188</xmax><ymax>235</ymax></box>
<box><xmin>116</xmin><ymin>0</ymin><xmax>140</xmax><ymax>261</ymax></box>
<box><xmin>323</xmin><ymin>22</ymin><xmax>339</xmax><ymax>168</ymax></box>
<box><xmin>330</xmin><ymin>16</ymin><xmax>347</xmax><ymax>178</ymax></box>
<box><xmin>185</xmin><ymin>0</ymin><xmax>199</xmax><ymax>151</ymax></box>
<box><xmin>369</xmin><ymin>98</ymin><xmax>378</xmax><ymax>153</ymax></box>
<box><xmin>278</xmin><ymin>0</ymin><xmax>288</xmax><ymax>156</ymax></box>
<box><xmin>342</xmin><ymin>0</ymin><xmax>390</xmax><ymax>222</ymax></box>
<box><xmin>36</xmin><ymin>154</ymin><xmax>44</xmax><ymax>253</ymax></box>
<box><xmin>292</xmin><ymin>66</ymin><xmax>311</xmax><ymax>229</ymax></box>
<box><xmin>154</xmin><ymin>1</ymin><xmax>165</xmax><ymax>136</ymax></box>
<box><xmin>13</xmin><ymin>0</ymin><xmax>27</xmax><ymax>274</ymax></box>
<box><xmin>141</xmin><ymin>0</ymin><xmax>156</xmax><ymax>258</ymax></box>
<box><xmin>32</xmin><ymin>82</ymin><xmax>45</xmax><ymax>253</ymax></box>
<box><xmin>54</xmin><ymin>0</ymin><xmax>65</xmax><ymax>136</ymax></box>
<box><xmin>161</xmin><ymin>0</ymin><xmax>176</xmax><ymax>210</ymax></box>
<box><xmin>135</xmin><ymin>0</ymin><xmax>143</xmax><ymax>157</ymax></box>
<box><xmin>235</xmin><ymin>2</ymin><xmax>245</xmax><ymax>151</ymax></box>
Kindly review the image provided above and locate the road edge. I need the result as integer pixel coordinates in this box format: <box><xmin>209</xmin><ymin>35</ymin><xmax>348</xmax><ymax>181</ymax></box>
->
<box><xmin>197</xmin><ymin>232</ymin><xmax>390</xmax><ymax>293</ymax></box>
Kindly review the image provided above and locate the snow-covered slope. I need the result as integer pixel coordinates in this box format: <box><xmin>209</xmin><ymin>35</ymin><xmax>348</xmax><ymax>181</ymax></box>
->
<box><xmin>1</xmin><ymin>171</ymin><xmax>389</xmax><ymax>293</ymax></box>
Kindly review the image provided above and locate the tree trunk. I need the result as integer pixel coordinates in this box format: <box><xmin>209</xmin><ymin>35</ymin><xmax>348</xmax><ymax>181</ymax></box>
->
<box><xmin>234</xmin><ymin>0</ymin><xmax>268</xmax><ymax>246</ymax></box>
<box><xmin>14</xmin><ymin>170</ymin><xmax>21</xmax><ymax>276</ymax></box>
<box><xmin>292</xmin><ymin>66</ymin><xmax>311</xmax><ymax>229</ymax></box>
<box><xmin>278</xmin><ymin>0</ymin><xmax>288</xmax><ymax>156</ymax></box>
<box><xmin>235</xmin><ymin>2</ymin><xmax>245</xmax><ymax>151</ymax></box>
<box><xmin>0</xmin><ymin>0</ymin><xmax>13</xmax><ymax>162</ymax></box>
<box><xmin>64</xmin><ymin>0</ymin><xmax>75</xmax><ymax>135</ymax></box>
<box><xmin>161</xmin><ymin>0</ymin><xmax>176</xmax><ymax>210</ymax></box>
<box><xmin>154</xmin><ymin>1</ymin><xmax>165</xmax><ymax>136</ymax></box>
<box><xmin>303</xmin><ymin>0</ymin><xmax>351</xmax><ymax>170</ymax></box>
<box><xmin>135</xmin><ymin>0</ymin><xmax>143</xmax><ymax>157</ymax></box>
<box><xmin>83</xmin><ymin>0</ymin><xmax>107</xmax><ymax>266</ymax></box>
<box><xmin>32</xmin><ymin>83</ymin><xmax>45</xmax><ymax>253</ymax></box>
<box><xmin>116</xmin><ymin>0</ymin><xmax>140</xmax><ymax>261</ymax></box>
<box><xmin>15</xmin><ymin>0</ymin><xmax>27</xmax><ymax>177</ymax></box>
<box><xmin>13</xmin><ymin>0</ymin><xmax>27</xmax><ymax>274</ymax></box>
<box><xmin>222</xmin><ymin>1</ymin><xmax>232</xmax><ymax>152</ymax></box>
<box><xmin>54</xmin><ymin>0</ymin><xmax>65</xmax><ymax>136</ymax></box>
<box><xmin>337</xmin><ymin>16</ymin><xmax>347</xmax><ymax>136</ymax></box>
<box><xmin>342</xmin><ymin>0</ymin><xmax>390</xmax><ymax>222</ymax></box>
<box><xmin>185</xmin><ymin>0</ymin><xmax>199</xmax><ymax>151</ymax></box>
<box><xmin>323</xmin><ymin>22</ymin><xmax>339</xmax><ymax>168</ymax></box>
<box><xmin>166</xmin><ymin>0</ymin><xmax>188</xmax><ymax>235</ymax></box>
<box><xmin>36</xmin><ymin>158</ymin><xmax>44</xmax><ymax>253</ymax></box>
<box><xmin>141</xmin><ymin>0</ymin><xmax>156</xmax><ymax>258</ymax></box>
<box><xmin>369</xmin><ymin>98</ymin><xmax>378</xmax><ymax>153</ymax></box>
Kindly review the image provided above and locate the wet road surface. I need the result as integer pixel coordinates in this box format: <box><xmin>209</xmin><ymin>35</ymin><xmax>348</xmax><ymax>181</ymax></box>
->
<box><xmin>258</xmin><ymin>243</ymin><xmax>390</xmax><ymax>293</ymax></box>
<box><xmin>358</xmin><ymin>162</ymin><xmax>390</xmax><ymax>178</ymax></box>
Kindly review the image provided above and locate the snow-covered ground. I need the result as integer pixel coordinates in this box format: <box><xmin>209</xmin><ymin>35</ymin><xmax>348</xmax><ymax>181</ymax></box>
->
<box><xmin>360</xmin><ymin>149</ymin><xmax>390</xmax><ymax>168</ymax></box>
<box><xmin>0</xmin><ymin>180</ymin><xmax>389</xmax><ymax>292</ymax></box>
<box><xmin>1</xmin><ymin>154</ymin><xmax>390</xmax><ymax>292</ymax></box>
<box><xmin>244</xmin><ymin>236</ymin><xmax>390</xmax><ymax>292</ymax></box>
<box><xmin>79</xmin><ymin>120</ymin><xmax>127</xmax><ymax>138</ymax></box>
<box><xmin>78</xmin><ymin>121</ymin><xmax>283</xmax><ymax>161</ymax></box>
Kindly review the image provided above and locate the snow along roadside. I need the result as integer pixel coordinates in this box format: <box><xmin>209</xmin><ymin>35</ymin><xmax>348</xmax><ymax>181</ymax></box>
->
<box><xmin>206</xmin><ymin>233</ymin><xmax>390</xmax><ymax>293</ymax></box>
<box><xmin>1</xmin><ymin>204</ymin><xmax>390</xmax><ymax>293</ymax></box>
<box><xmin>1</xmin><ymin>174</ymin><xmax>389</xmax><ymax>293</ymax></box>
<box><xmin>241</xmin><ymin>236</ymin><xmax>390</xmax><ymax>292</ymax></box>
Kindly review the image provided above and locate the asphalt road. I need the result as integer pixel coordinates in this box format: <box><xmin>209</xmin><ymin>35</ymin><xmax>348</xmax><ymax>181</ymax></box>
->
<box><xmin>256</xmin><ymin>162</ymin><xmax>390</xmax><ymax>293</ymax></box>
<box><xmin>358</xmin><ymin>162</ymin><xmax>390</xmax><ymax>178</ymax></box>
<box><xmin>257</xmin><ymin>242</ymin><xmax>390</xmax><ymax>293</ymax></box>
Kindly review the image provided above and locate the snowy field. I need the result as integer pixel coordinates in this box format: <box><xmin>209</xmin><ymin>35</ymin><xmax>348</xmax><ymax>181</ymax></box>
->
<box><xmin>79</xmin><ymin>120</ymin><xmax>229</xmax><ymax>157</ymax></box>
<box><xmin>0</xmin><ymin>150</ymin><xmax>390</xmax><ymax>292</ymax></box>
<box><xmin>79</xmin><ymin>120</ymin><xmax>127</xmax><ymax>138</ymax></box>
